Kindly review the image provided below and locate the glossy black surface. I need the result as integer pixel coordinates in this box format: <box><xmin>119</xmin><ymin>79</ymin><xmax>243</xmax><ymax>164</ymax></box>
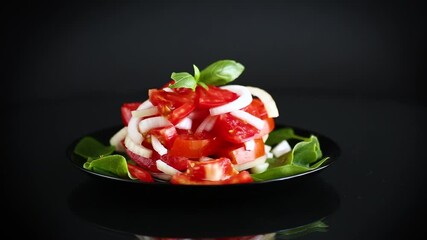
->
<box><xmin>67</xmin><ymin>124</ymin><xmax>340</xmax><ymax>185</ymax></box>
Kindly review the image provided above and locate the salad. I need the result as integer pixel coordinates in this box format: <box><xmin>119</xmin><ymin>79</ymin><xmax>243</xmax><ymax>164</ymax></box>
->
<box><xmin>74</xmin><ymin>60</ymin><xmax>329</xmax><ymax>185</ymax></box>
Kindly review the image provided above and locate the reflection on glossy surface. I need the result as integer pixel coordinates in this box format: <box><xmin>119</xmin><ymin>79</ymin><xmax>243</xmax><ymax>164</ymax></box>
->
<box><xmin>68</xmin><ymin>175</ymin><xmax>339</xmax><ymax>239</ymax></box>
<box><xmin>135</xmin><ymin>218</ymin><xmax>328</xmax><ymax>239</ymax></box>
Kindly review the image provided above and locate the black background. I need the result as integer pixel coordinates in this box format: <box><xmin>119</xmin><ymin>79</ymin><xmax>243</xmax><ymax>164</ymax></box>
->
<box><xmin>5</xmin><ymin>0</ymin><xmax>425</xmax><ymax>102</ymax></box>
<box><xmin>4</xmin><ymin>0</ymin><xmax>426</xmax><ymax>239</ymax></box>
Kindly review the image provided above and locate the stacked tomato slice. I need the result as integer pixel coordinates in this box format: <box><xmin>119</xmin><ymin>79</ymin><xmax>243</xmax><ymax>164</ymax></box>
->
<box><xmin>118</xmin><ymin>84</ymin><xmax>276</xmax><ymax>185</ymax></box>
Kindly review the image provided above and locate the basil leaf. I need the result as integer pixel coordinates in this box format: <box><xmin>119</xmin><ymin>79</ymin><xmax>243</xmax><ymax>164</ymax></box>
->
<box><xmin>193</xmin><ymin>64</ymin><xmax>200</xmax><ymax>81</ymax></box>
<box><xmin>74</xmin><ymin>136</ymin><xmax>115</xmax><ymax>159</ymax></box>
<box><xmin>83</xmin><ymin>154</ymin><xmax>130</xmax><ymax>178</ymax></box>
<box><xmin>169</xmin><ymin>72</ymin><xmax>197</xmax><ymax>90</ymax></box>
<box><xmin>199</xmin><ymin>59</ymin><xmax>245</xmax><ymax>86</ymax></box>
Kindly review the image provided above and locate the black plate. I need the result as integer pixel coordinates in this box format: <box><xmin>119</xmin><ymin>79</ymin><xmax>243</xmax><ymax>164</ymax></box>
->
<box><xmin>67</xmin><ymin>124</ymin><xmax>340</xmax><ymax>187</ymax></box>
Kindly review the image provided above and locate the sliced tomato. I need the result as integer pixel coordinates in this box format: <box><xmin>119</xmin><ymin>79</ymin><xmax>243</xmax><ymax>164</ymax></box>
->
<box><xmin>149</xmin><ymin>88</ymin><xmax>196</xmax><ymax>124</ymax></box>
<box><xmin>126</xmin><ymin>149</ymin><xmax>160</xmax><ymax>173</ymax></box>
<box><xmin>196</xmin><ymin>85</ymin><xmax>238</xmax><ymax>108</ymax></box>
<box><xmin>185</xmin><ymin>157</ymin><xmax>238</xmax><ymax>181</ymax></box>
<box><xmin>170</xmin><ymin>167</ymin><xmax>254</xmax><ymax>185</ymax></box>
<box><xmin>216</xmin><ymin>138</ymin><xmax>266</xmax><ymax>164</ymax></box>
<box><xmin>213</xmin><ymin>113</ymin><xmax>260</xmax><ymax>144</ymax></box>
<box><xmin>243</xmin><ymin>98</ymin><xmax>268</xmax><ymax>119</ymax></box>
<box><xmin>169</xmin><ymin>132</ymin><xmax>221</xmax><ymax>159</ymax></box>
<box><xmin>255</xmin><ymin>117</ymin><xmax>275</xmax><ymax>139</ymax></box>
<box><xmin>167</xmin><ymin>102</ymin><xmax>195</xmax><ymax>125</ymax></box>
<box><xmin>127</xmin><ymin>163</ymin><xmax>154</xmax><ymax>182</ymax></box>
<box><xmin>120</xmin><ymin>102</ymin><xmax>141</xmax><ymax>126</ymax></box>
<box><xmin>126</xmin><ymin>149</ymin><xmax>189</xmax><ymax>173</ymax></box>
<box><xmin>149</xmin><ymin>88</ymin><xmax>195</xmax><ymax>110</ymax></box>
<box><xmin>148</xmin><ymin>126</ymin><xmax>178</xmax><ymax>149</ymax></box>
<box><xmin>159</xmin><ymin>154</ymin><xmax>189</xmax><ymax>171</ymax></box>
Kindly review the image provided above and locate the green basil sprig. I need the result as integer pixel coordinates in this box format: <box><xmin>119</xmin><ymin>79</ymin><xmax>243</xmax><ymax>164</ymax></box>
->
<box><xmin>169</xmin><ymin>59</ymin><xmax>245</xmax><ymax>90</ymax></box>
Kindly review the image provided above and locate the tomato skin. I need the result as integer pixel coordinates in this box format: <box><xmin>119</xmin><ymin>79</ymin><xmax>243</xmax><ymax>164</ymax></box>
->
<box><xmin>169</xmin><ymin>133</ymin><xmax>221</xmax><ymax>159</ymax></box>
<box><xmin>170</xmin><ymin>157</ymin><xmax>253</xmax><ymax>185</ymax></box>
<box><xmin>243</xmin><ymin>98</ymin><xmax>268</xmax><ymax>119</ymax></box>
<box><xmin>196</xmin><ymin>85</ymin><xmax>238</xmax><ymax>108</ymax></box>
<box><xmin>148</xmin><ymin>126</ymin><xmax>178</xmax><ymax>149</ymax></box>
<box><xmin>186</xmin><ymin>157</ymin><xmax>238</xmax><ymax>181</ymax></box>
<box><xmin>213</xmin><ymin>113</ymin><xmax>260</xmax><ymax>144</ymax></box>
<box><xmin>120</xmin><ymin>102</ymin><xmax>141</xmax><ymax>126</ymax></box>
<box><xmin>255</xmin><ymin>117</ymin><xmax>275</xmax><ymax>139</ymax></box>
<box><xmin>167</xmin><ymin>102</ymin><xmax>195</xmax><ymax>125</ymax></box>
<box><xmin>127</xmin><ymin>163</ymin><xmax>154</xmax><ymax>182</ymax></box>
<box><xmin>216</xmin><ymin>138</ymin><xmax>266</xmax><ymax>164</ymax></box>
<box><xmin>126</xmin><ymin>149</ymin><xmax>160</xmax><ymax>173</ymax></box>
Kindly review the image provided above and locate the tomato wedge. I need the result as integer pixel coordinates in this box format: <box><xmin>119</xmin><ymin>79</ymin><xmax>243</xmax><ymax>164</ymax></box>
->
<box><xmin>170</xmin><ymin>157</ymin><xmax>253</xmax><ymax>185</ymax></box>
<box><xmin>120</xmin><ymin>102</ymin><xmax>141</xmax><ymax>126</ymax></box>
<box><xmin>213</xmin><ymin>113</ymin><xmax>260</xmax><ymax>144</ymax></box>
<box><xmin>186</xmin><ymin>157</ymin><xmax>238</xmax><ymax>181</ymax></box>
<box><xmin>169</xmin><ymin>133</ymin><xmax>221</xmax><ymax>159</ymax></box>
<box><xmin>196</xmin><ymin>85</ymin><xmax>238</xmax><ymax>108</ymax></box>
<box><xmin>127</xmin><ymin>163</ymin><xmax>154</xmax><ymax>182</ymax></box>
<box><xmin>216</xmin><ymin>138</ymin><xmax>266</xmax><ymax>164</ymax></box>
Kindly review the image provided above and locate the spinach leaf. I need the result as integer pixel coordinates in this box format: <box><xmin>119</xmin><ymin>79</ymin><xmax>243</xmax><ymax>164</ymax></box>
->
<box><xmin>83</xmin><ymin>154</ymin><xmax>131</xmax><ymax>179</ymax></box>
<box><xmin>74</xmin><ymin>136</ymin><xmax>115</xmax><ymax>159</ymax></box>
<box><xmin>251</xmin><ymin>129</ymin><xmax>329</xmax><ymax>181</ymax></box>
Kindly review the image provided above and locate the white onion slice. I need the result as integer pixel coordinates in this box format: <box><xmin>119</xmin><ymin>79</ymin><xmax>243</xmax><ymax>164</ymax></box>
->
<box><xmin>246</xmin><ymin>86</ymin><xmax>279</xmax><ymax>118</ymax></box>
<box><xmin>137</xmin><ymin>100</ymin><xmax>154</xmax><ymax>110</ymax></box>
<box><xmin>272</xmin><ymin>140</ymin><xmax>292</xmax><ymax>158</ymax></box>
<box><xmin>195</xmin><ymin>115</ymin><xmax>217</xmax><ymax>133</ymax></box>
<box><xmin>151</xmin><ymin>172</ymin><xmax>172</xmax><ymax>181</ymax></box>
<box><xmin>250</xmin><ymin>162</ymin><xmax>269</xmax><ymax>174</ymax></box>
<box><xmin>131</xmin><ymin>107</ymin><xmax>159</xmax><ymax>118</ymax></box>
<box><xmin>127</xmin><ymin>116</ymin><xmax>143</xmax><ymax>144</ymax></box>
<box><xmin>162</xmin><ymin>87</ymin><xmax>173</xmax><ymax>92</ymax></box>
<box><xmin>244</xmin><ymin>139</ymin><xmax>255</xmax><ymax>151</ymax></box>
<box><xmin>151</xmin><ymin>135</ymin><xmax>168</xmax><ymax>156</ymax></box>
<box><xmin>124</xmin><ymin>135</ymin><xmax>152</xmax><ymax>158</ymax></box>
<box><xmin>139</xmin><ymin>116</ymin><xmax>172</xmax><ymax>133</ymax></box>
<box><xmin>230</xmin><ymin>110</ymin><xmax>265</xmax><ymax>130</ymax></box>
<box><xmin>109</xmin><ymin>126</ymin><xmax>128</xmax><ymax>152</ymax></box>
<box><xmin>209</xmin><ymin>85</ymin><xmax>252</xmax><ymax>115</ymax></box>
<box><xmin>156</xmin><ymin>160</ymin><xmax>181</xmax><ymax>175</ymax></box>
<box><xmin>262</xmin><ymin>134</ymin><xmax>269</xmax><ymax>143</ymax></box>
<box><xmin>233</xmin><ymin>155</ymin><xmax>267</xmax><ymax>171</ymax></box>
<box><xmin>175</xmin><ymin>117</ymin><xmax>192</xmax><ymax>130</ymax></box>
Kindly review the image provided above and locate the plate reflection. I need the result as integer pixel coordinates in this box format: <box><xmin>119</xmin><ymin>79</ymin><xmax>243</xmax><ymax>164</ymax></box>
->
<box><xmin>68</xmin><ymin>175</ymin><xmax>339</xmax><ymax>239</ymax></box>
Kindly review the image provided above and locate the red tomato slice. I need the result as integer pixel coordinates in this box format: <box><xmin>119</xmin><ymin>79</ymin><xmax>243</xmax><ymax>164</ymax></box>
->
<box><xmin>148</xmin><ymin>126</ymin><xmax>178</xmax><ymax>149</ymax></box>
<box><xmin>120</xmin><ymin>102</ymin><xmax>141</xmax><ymax>126</ymax></box>
<box><xmin>127</xmin><ymin>163</ymin><xmax>154</xmax><ymax>182</ymax></box>
<box><xmin>170</xmin><ymin>157</ymin><xmax>253</xmax><ymax>185</ymax></box>
<box><xmin>243</xmin><ymin>98</ymin><xmax>268</xmax><ymax>119</ymax></box>
<box><xmin>185</xmin><ymin>157</ymin><xmax>238</xmax><ymax>181</ymax></box>
<box><xmin>149</xmin><ymin>88</ymin><xmax>195</xmax><ymax>110</ymax></box>
<box><xmin>169</xmin><ymin>133</ymin><xmax>221</xmax><ymax>159</ymax></box>
<box><xmin>196</xmin><ymin>85</ymin><xmax>238</xmax><ymax>108</ymax></box>
<box><xmin>126</xmin><ymin>149</ymin><xmax>160</xmax><ymax>173</ymax></box>
<box><xmin>255</xmin><ymin>117</ymin><xmax>275</xmax><ymax>139</ymax></box>
<box><xmin>216</xmin><ymin>138</ymin><xmax>266</xmax><ymax>164</ymax></box>
<box><xmin>167</xmin><ymin>102</ymin><xmax>195</xmax><ymax>125</ymax></box>
<box><xmin>213</xmin><ymin>113</ymin><xmax>260</xmax><ymax>144</ymax></box>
